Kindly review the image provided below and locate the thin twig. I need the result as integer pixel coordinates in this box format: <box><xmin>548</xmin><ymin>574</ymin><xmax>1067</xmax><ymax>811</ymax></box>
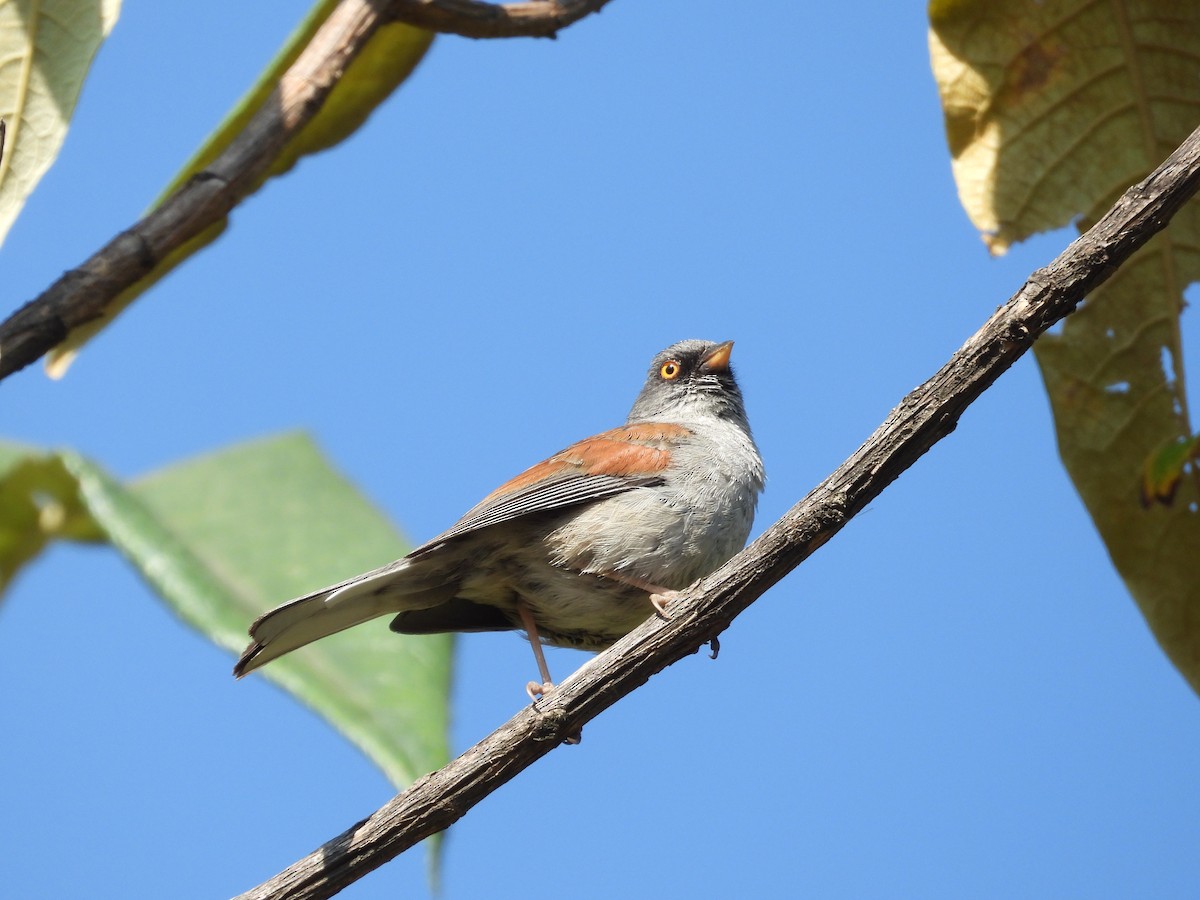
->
<box><xmin>232</xmin><ymin>126</ymin><xmax>1200</xmax><ymax>900</ymax></box>
<box><xmin>387</xmin><ymin>0</ymin><xmax>613</xmax><ymax>38</ymax></box>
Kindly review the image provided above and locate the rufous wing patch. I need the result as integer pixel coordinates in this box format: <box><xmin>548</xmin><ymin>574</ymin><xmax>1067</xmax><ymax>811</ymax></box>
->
<box><xmin>482</xmin><ymin>422</ymin><xmax>691</xmax><ymax>502</ymax></box>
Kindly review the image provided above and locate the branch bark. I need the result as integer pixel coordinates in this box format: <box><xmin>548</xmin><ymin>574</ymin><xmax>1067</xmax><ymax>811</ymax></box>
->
<box><xmin>387</xmin><ymin>0</ymin><xmax>614</xmax><ymax>38</ymax></box>
<box><xmin>232</xmin><ymin>126</ymin><xmax>1200</xmax><ymax>900</ymax></box>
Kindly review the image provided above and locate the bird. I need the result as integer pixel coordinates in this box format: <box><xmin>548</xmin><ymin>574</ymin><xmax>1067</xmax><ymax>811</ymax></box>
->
<box><xmin>233</xmin><ymin>339</ymin><xmax>765</xmax><ymax>699</ymax></box>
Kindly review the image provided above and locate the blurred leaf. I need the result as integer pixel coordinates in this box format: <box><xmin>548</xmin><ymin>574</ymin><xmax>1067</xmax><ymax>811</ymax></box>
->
<box><xmin>0</xmin><ymin>0</ymin><xmax>120</xmax><ymax>248</ymax></box>
<box><xmin>0</xmin><ymin>434</ymin><xmax>451</xmax><ymax>796</ymax></box>
<box><xmin>90</xmin><ymin>434</ymin><xmax>451</xmax><ymax>792</ymax></box>
<box><xmin>930</xmin><ymin>0</ymin><xmax>1200</xmax><ymax>693</ymax></box>
<box><xmin>46</xmin><ymin>3</ymin><xmax>434</xmax><ymax>375</ymax></box>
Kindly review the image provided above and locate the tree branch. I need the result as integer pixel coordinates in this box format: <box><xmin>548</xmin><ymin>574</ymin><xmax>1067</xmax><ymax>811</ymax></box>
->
<box><xmin>0</xmin><ymin>0</ymin><xmax>611</xmax><ymax>381</ymax></box>
<box><xmin>0</xmin><ymin>0</ymin><xmax>400</xmax><ymax>380</ymax></box>
<box><xmin>232</xmin><ymin>126</ymin><xmax>1200</xmax><ymax>900</ymax></box>
<box><xmin>388</xmin><ymin>0</ymin><xmax>614</xmax><ymax>38</ymax></box>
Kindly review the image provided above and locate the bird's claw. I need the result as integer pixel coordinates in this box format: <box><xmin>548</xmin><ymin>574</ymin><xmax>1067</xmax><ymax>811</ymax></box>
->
<box><xmin>526</xmin><ymin>680</ymin><xmax>555</xmax><ymax>702</ymax></box>
<box><xmin>649</xmin><ymin>589</ymin><xmax>680</xmax><ymax>619</ymax></box>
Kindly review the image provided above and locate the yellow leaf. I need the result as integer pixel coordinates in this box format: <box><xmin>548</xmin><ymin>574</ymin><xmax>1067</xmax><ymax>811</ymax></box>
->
<box><xmin>930</xmin><ymin>0</ymin><xmax>1200</xmax><ymax>694</ymax></box>
<box><xmin>0</xmin><ymin>0</ymin><xmax>120</xmax><ymax>247</ymax></box>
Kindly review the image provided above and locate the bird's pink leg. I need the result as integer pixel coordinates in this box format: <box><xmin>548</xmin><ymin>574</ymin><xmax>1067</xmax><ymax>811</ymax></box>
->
<box><xmin>604</xmin><ymin>573</ymin><xmax>679</xmax><ymax>619</ymax></box>
<box><xmin>517</xmin><ymin>602</ymin><xmax>555</xmax><ymax>701</ymax></box>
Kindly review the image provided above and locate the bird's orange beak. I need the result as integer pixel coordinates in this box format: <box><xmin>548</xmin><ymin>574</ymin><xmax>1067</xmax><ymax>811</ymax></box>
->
<box><xmin>700</xmin><ymin>340</ymin><xmax>734</xmax><ymax>373</ymax></box>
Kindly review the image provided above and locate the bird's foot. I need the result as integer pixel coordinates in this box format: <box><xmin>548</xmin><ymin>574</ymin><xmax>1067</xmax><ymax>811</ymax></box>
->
<box><xmin>526</xmin><ymin>680</ymin><xmax>555</xmax><ymax>702</ymax></box>
<box><xmin>649</xmin><ymin>589</ymin><xmax>681</xmax><ymax>619</ymax></box>
<box><xmin>525</xmin><ymin>680</ymin><xmax>582</xmax><ymax>744</ymax></box>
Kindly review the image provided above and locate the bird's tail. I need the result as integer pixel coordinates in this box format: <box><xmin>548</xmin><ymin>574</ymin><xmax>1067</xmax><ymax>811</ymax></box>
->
<box><xmin>233</xmin><ymin>559</ymin><xmax>448</xmax><ymax>677</ymax></box>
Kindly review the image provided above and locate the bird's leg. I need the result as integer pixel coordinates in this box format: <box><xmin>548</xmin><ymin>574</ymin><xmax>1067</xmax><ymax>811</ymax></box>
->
<box><xmin>517</xmin><ymin>603</ymin><xmax>583</xmax><ymax>745</ymax></box>
<box><xmin>603</xmin><ymin>573</ymin><xmax>679</xmax><ymax>620</ymax></box>
<box><xmin>517</xmin><ymin>601</ymin><xmax>555</xmax><ymax>701</ymax></box>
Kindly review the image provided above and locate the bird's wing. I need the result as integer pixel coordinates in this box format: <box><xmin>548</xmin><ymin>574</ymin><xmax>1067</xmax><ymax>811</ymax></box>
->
<box><xmin>234</xmin><ymin>422</ymin><xmax>693</xmax><ymax>675</ymax></box>
<box><xmin>409</xmin><ymin>421</ymin><xmax>692</xmax><ymax>556</ymax></box>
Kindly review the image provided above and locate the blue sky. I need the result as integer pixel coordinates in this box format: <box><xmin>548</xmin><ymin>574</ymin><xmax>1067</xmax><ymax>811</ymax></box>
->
<box><xmin>3</xmin><ymin>2</ymin><xmax>1198</xmax><ymax>898</ymax></box>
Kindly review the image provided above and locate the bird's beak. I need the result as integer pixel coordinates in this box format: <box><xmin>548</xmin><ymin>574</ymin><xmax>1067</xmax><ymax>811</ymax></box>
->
<box><xmin>700</xmin><ymin>340</ymin><xmax>734</xmax><ymax>373</ymax></box>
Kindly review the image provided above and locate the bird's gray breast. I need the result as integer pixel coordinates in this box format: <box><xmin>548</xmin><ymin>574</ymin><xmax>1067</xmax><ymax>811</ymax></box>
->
<box><xmin>546</xmin><ymin>418</ymin><xmax>764</xmax><ymax>589</ymax></box>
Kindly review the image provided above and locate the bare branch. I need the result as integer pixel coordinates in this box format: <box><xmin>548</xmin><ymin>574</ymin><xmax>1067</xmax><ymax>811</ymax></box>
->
<box><xmin>0</xmin><ymin>0</ymin><xmax>405</xmax><ymax>380</ymax></box>
<box><xmin>0</xmin><ymin>0</ymin><xmax>614</xmax><ymax>380</ymax></box>
<box><xmin>233</xmin><ymin>125</ymin><xmax>1200</xmax><ymax>900</ymax></box>
<box><xmin>387</xmin><ymin>0</ymin><xmax>613</xmax><ymax>38</ymax></box>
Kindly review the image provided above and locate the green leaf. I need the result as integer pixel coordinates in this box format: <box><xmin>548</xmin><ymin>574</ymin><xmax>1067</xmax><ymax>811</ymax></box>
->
<box><xmin>930</xmin><ymin>1</ymin><xmax>1200</xmax><ymax>693</ymax></box>
<box><xmin>0</xmin><ymin>0</ymin><xmax>120</xmax><ymax>249</ymax></box>
<box><xmin>0</xmin><ymin>434</ymin><xmax>452</xmax><ymax>792</ymax></box>
<box><xmin>46</xmin><ymin>3</ymin><xmax>433</xmax><ymax>375</ymax></box>
<box><xmin>113</xmin><ymin>434</ymin><xmax>451</xmax><ymax>789</ymax></box>
<box><xmin>1140</xmin><ymin>433</ymin><xmax>1200</xmax><ymax>508</ymax></box>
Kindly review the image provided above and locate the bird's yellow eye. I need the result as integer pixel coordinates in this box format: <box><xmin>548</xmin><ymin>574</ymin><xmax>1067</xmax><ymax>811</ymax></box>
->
<box><xmin>660</xmin><ymin>360</ymin><xmax>682</xmax><ymax>380</ymax></box>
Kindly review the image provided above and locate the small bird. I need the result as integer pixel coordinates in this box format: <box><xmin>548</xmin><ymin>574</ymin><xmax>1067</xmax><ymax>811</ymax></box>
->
<box><xmin>234</xmin><ymin>339</ymin><xmax>765</xmax><ymax>698</ymax></box>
